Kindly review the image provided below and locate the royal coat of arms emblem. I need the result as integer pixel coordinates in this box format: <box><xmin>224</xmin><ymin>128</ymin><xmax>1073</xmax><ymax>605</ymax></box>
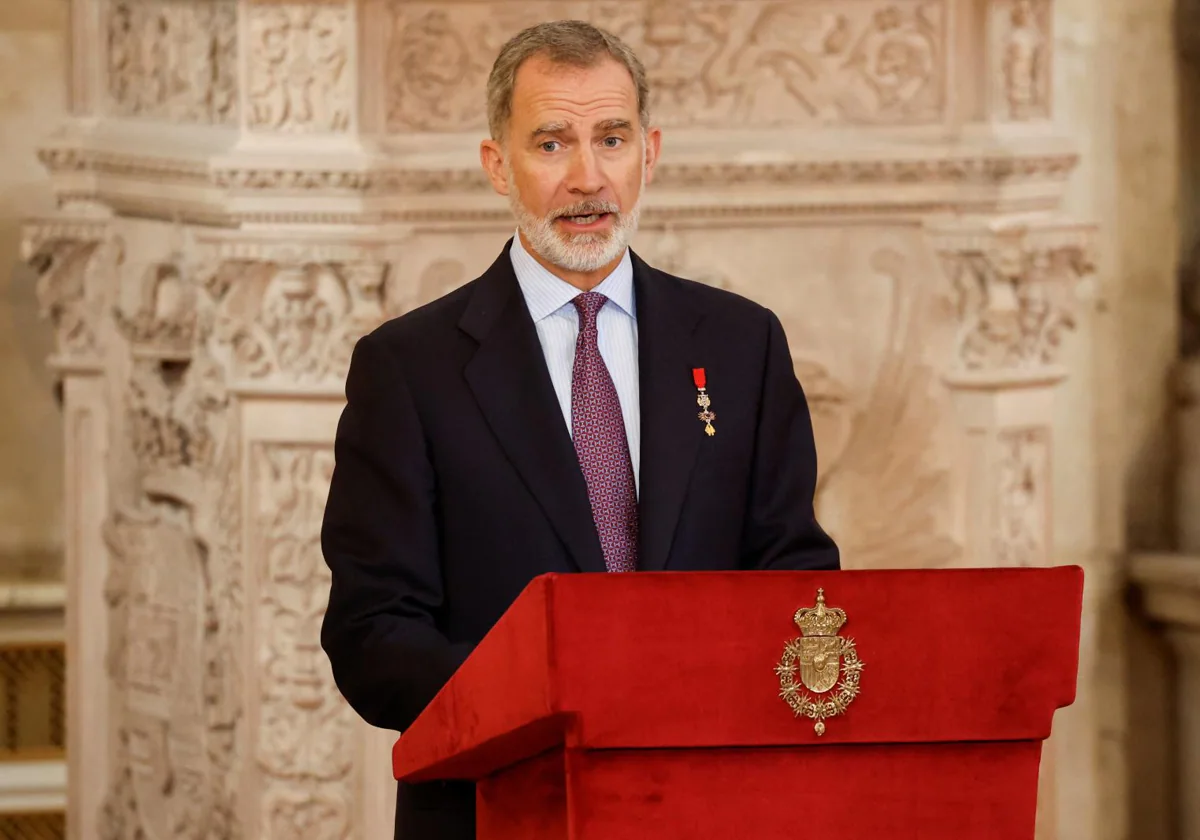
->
<box><xmin>775</xmin><ymin>588</ymin><xmax>864</xmax><ymax>735</ymax></box>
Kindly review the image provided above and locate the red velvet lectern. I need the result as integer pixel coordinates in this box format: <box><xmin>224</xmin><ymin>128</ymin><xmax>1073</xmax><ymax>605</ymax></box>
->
<box><xmin>392</xmin><ymin>567</ymin><xmax>1083</xmax><ymax>840</ymax></box>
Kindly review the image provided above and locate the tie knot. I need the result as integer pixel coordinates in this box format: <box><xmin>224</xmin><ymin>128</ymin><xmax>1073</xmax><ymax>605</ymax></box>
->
<box><xmin>573</xmin><ymin>291</ymin><xmax>608</xmax><ymax>328</ymax></box>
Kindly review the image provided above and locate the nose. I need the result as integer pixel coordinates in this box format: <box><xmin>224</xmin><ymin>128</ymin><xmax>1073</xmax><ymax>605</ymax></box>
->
<box><xmin>566</xmin><ymin>145</ymin><xmax>604</xmax><ymax>194</ymax></box>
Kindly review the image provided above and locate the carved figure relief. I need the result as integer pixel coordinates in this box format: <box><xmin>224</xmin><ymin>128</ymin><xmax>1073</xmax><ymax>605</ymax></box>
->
<box><xmin>253</xmin><ymin>445</ymin><xmax>356</xmax><ymax>840</ymax></box>
<box><xmin>247</xmin><ymin>4</ymin><xmax>353</xmax><ymax>133</ymax></box>
<box><xmin>100</xmin><ymin>504</ymin><xmax>215</xmax><ymax>840</ymax></box>
<box><xmin>385</xmin><ymin>0</ymin><xmax>946</xmax><ymax>133</ymax></box>
<box><xmin>993</xmin><ymin>0</ymin><xmax>1050</xmax><ymax>120</ymax></box>
<box><xmin>106</xmin><ymin>0</ymin><xmax>238</xmax><ymax>124</ymax></box>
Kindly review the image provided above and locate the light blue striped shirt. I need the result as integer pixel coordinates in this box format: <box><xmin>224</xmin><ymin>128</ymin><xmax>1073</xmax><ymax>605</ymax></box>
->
<box><xmin>509</xmin><ymin>233</ymin><xmax>641</xmax><ymax>494</ymax></box>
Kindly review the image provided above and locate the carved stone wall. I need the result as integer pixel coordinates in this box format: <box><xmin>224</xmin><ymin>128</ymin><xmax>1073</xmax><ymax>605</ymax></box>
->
<box><xmin>23</xmin><ymin>1</ymin><xmax>1108</xmax><ymax>838</ymax></box>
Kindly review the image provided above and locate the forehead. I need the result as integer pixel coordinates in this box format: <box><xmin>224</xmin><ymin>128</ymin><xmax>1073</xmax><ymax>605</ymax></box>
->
<box><xmin>509</xmin><ymin>54</ymin><xmax>639</xmax><ymax>128</ymax></box>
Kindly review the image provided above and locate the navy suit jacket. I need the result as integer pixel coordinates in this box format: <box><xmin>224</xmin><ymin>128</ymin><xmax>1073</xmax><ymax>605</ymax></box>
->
<box><xmin>320</xmin><ymin>240</ymin><xmax>839</xmax><ymax>839</ymax></box>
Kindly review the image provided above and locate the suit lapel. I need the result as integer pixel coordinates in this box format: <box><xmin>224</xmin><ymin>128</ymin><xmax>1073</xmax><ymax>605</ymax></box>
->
<box><xmin>461</xmin><ymin>243</ymin><xmax>607</xmax><ymax>574</ymax></box>
<box><xmin>633</xmin><ymin>252</ymin><xmax>705</xmax><ymax>572</ymax></box>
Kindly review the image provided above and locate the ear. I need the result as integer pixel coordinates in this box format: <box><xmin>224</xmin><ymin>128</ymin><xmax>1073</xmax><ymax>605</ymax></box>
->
<box><xmin>642</xmin><ymin>126</ymin><xmax>663</xmax><ymax>185</ymax></box>
<box><xmin>479</xmin><ymin>138</ymin><xmax>510</xmax><ymax>197</ymax></box>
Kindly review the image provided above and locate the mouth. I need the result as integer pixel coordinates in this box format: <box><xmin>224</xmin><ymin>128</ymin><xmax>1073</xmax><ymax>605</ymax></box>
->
<box><xmin>555</xmin><ymin>211</ymin><xmax>614</xmax><ymax>231</ymax></box>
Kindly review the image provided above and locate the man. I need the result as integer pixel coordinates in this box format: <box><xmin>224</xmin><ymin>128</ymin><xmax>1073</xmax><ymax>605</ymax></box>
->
<box><xmin>320</xmin><ymin>19</ymin><xmax>840</xmax><ymax>840</ymax></box>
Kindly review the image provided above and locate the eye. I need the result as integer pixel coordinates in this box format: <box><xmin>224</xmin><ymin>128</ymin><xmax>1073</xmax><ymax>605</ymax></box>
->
<box><xmin>601</xmin><ymin>136</ymin><xmax>622</xmax><ymax>148</ymax></box>
<box><xmin>539</xmin><ymin>141</ymin><xmax>560</xmax><ymax>152</ymax></box>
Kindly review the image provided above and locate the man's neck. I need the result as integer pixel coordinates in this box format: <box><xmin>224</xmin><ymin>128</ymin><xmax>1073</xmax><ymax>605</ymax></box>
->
<box><xmin>517</xmin><ymin>229</ymin><xmax>625</xmax><ymax>292</ymax></box>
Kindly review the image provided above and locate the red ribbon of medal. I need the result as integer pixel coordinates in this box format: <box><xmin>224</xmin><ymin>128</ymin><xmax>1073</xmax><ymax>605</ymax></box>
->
<box><xmin>692</xmin><ymin>368</ymin><xmax>716</xmax><ymax>436</ymax></box>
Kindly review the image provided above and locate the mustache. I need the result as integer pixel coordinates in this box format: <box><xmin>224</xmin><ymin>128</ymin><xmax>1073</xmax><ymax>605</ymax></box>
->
<box><xmin>552</xmin><ymin>200</ymin><xmax>620</xmax><ymax>218</ymax></box>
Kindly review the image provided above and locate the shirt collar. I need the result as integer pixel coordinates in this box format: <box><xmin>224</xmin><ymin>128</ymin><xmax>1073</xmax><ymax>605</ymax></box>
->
<box><xmin>509</xmin><ymin>230</ymin><xmax>635</xmax><ymax>323</ymax></box>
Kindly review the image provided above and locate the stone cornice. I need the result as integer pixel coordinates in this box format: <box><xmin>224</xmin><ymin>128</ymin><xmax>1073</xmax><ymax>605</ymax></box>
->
<box><xmin>36</xmin><ymin>122</ymin><xmax>1082</xmax><ymax>225</ymax></box>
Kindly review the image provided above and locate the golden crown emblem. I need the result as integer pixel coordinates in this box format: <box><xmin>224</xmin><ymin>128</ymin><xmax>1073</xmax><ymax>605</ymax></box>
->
<box><xmin>793</xmin><ymin>588</ymin><xmax>846</xmax><ymax>637</ymax></box>
<box><xmin>775</xmin><ymin>587</ymin><xmax>863</xmax><ymax>735</ymax></box>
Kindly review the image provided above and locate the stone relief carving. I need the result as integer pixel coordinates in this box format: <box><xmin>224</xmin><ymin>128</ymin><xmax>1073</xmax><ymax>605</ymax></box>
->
<box><xmin>413</xmin><ymin>258</ymin><xmax>469</xmax><ymax>308</ymax></box>
<box><xmin>252</xmin><ymin>444</ymin><xmax>356</xmax><ymax>840</ymax></box>
<box><xmin>936</xmin><ymin>226</ymin><xmax>1094</xmax><ymax>372</ymax></box>
<box><xmin>115</xmin><ymin>261</ymin><xmax>201</xmax><ymax>359</ymax></box>
<box><xmin>992</xmin><ymin>0</ymin><xmax>1050</xmax><ymax>120</ymax></box>
<box><xmin>99</xmin><ymin>503</ymin><xmax>218</xmax><ymax>840</ymax></box>
<box><xmin>803</xmin><ymin>246</ymin><xmax>963</xmax><ymax>569</ymax></box>
<box><xmin>649</xmin><ymin>227</ymin><xmax>733</xmax><ymax>290</ymax></box>
<box><xmin>386</xmin><ymin>0</ymin><xmax>946</xmax><ymax>133</ymax></box>
<box><xmin>247</xmin><ymin>3</ymin><xmax>353</xmax><ymax>133</ymax></box>
<box><xmin>126</xmin><ymin>354</ymin><xmax>228</xmax><ymax>482</ymax></box>
<box><xmin>106</xmin><ymin>0</ymin><xmax>238</xmax><ymax>124</ymax></box>
<box><xmin>639</xmin><ymin>227</ymin><xmax>962</xmax><ymax>569</ymax></box>
<box><xmin>24</xmin><ymin>229</ymin><xmax>123</xmax><ymax>363</ymax></box>
<box><xmin>993</xmin><ymin>427</ymin><xmax>1048</xmax><ymax>566</ymax></box>
<box><xmin>201</xmin><ymin>258</ymin><xmax>392</xmax><ymax>385</ymax></box>
<box><xmin>96</xmin><ymin>244</ymin><xmax>248</xmax><ymax>840</ymax></box>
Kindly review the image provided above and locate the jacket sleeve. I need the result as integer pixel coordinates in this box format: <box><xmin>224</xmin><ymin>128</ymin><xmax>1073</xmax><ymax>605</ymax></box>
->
<box><xmin>320</xmin><ymin>331</ymin><xmax>472</xmax><ymax>732</ymax></box>
<box><xmin>739</xmin><ymin>310</ymin><xmax>841</xmax><ymax>571</ymax></box>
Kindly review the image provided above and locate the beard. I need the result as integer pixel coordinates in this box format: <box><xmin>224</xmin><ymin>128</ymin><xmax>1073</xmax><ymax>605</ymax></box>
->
<box><xmin>506</xmin><ymin>158</ymin><xmax>645</xmax><ymax>274</ymax></box>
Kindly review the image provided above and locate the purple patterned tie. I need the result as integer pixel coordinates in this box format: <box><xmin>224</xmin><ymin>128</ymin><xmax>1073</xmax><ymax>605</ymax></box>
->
<box><xmin>571</xmin><ymin>292</ymin><xmax>639</xmax><ymax>573</ymax></box>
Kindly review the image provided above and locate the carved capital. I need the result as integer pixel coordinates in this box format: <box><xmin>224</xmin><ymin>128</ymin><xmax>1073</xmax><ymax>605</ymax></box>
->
<box><xmin>198</xmin><ymin>241</ymin><xmax>396</xmax><ymax>388</ymax></box>
<box><xmin>934</xmin><ymin>222</ymin><xmax>1095</xmax><ymax>375</ymax></box>
<box><xmin>21</xmin><ymin>220</ymin><xmax>121</xmax><ymax>367</ymax></box>
<box><xmin>989</xmin><ymin>0</ymin><xmax>1052</xmax><ymax>121</ymax></box>
<box><xmin>246</xmin><ymin>2</ymin><xmax>354</xmax><ymax>134</ymax></box>
<box><xmin>115</xmin><ymin>261</ymin><xmax>201</xmax><ymax>361</ymax></box>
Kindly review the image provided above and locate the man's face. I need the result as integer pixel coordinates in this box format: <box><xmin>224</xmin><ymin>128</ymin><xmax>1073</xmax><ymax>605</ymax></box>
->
<box><xmin>481</xmin><ymin>53</ymin><xmax>661</xmax><ymax>280</ymax></box>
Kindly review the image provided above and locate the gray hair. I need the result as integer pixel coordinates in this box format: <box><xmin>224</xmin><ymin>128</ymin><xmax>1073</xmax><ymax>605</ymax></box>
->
<box><xmin>486</xmin><ymin>20</ymin><xmax>651</xmax><ymax>142</ymax></box>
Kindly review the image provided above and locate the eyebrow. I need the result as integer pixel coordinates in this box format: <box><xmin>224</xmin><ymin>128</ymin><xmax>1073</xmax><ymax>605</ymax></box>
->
<box><xmin>595</xmin><ymin>118</ymin><xmax>633</xmax><ymax>132</ymax></box>
<box><xmin>531</xmin><ymin>121</ymin><xmax>569</xmax><ymax>137</ymax></box>
<box><xmin>530</xmin><ymin>118</ymin><xmax>634</xmax><ymax>138</ymax></box>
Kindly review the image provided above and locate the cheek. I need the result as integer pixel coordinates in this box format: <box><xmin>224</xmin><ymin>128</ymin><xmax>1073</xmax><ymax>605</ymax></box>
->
<box><xmin>617</xmin><ymin>161</ymin><xmax>644</xmax><ymax>201</ymax></box>
<box><xmin>515</xmin><ymin>166</ymin><xmax>561</xmax><ymax>212</ymax></box>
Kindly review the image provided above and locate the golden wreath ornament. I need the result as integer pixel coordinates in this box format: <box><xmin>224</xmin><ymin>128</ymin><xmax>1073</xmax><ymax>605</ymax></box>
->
<box><xmin>774</xmin><ymin>588</ymin><xmax>863</xmax><ymax>735</ymax></box>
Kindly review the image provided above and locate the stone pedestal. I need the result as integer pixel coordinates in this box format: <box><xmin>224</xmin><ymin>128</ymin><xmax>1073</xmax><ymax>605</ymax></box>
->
<box><xmin>22</xmin><ymin>1</ymin><xmax>1098</xmax><ymax>838</ymax></box>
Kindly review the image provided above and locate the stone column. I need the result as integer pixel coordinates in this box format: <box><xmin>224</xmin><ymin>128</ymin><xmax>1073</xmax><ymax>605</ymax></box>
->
<box><xmin>1130</xmin><ymin>555</ymin><xmax>1200</xmax><ymax>840</ymax></box>
<box><xmin>21</xmin><ymin>217</ymin><xmax>120</xmax><ymax>840</ymax></box>
<box><xmin>933</xmin><ymin>221</ymin><xmax>1095</xmax><ymax>569</ymax></box>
